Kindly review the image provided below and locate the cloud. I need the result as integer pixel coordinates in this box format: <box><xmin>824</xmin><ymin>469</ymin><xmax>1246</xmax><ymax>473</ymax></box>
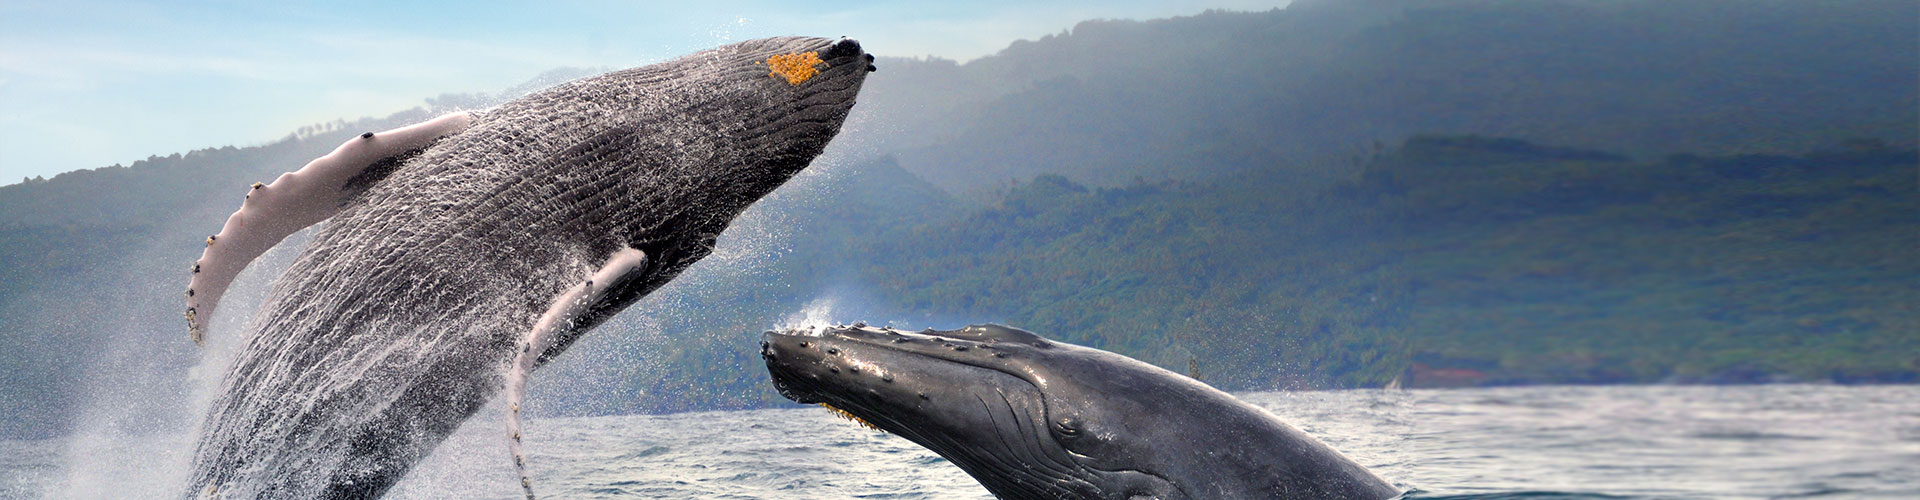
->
<box><xmin>0</xmin><ymin>46</ymin><xmax>269</xmax><ymax>82</ymax></box>
<box><xmin>0</xmin><ymin>0</ymin><xmax>1295</xmax><ymax>180</ymax></box>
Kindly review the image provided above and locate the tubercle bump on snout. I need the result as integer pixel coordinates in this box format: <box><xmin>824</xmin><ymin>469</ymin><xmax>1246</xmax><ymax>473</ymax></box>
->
<box><xmin>823</xmin><ymin>38</ymin><xmax>876</xmax><ymax>73</ymax></box>
<box><xmin>823</xmin><ymin>38</ymin><xmax>863</xmax><ymax>60</ymax></box>
<box><xmin>764</xmin><ymin>325</ymin><xmax>1035</xmax><ymax>389</ymax></box>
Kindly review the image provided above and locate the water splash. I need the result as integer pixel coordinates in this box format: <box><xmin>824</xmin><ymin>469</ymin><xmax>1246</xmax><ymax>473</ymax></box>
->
<box><xmin>505</xmin><ymin>249</ymin><xmax>646</xmax><ymax>500</ymax></box>
<box><xmin>50</xmin><ymin>215</ymin><xmax>315</xmax><ymax>498</ymax></box>
<box><xmin>778</xmin><ymin>297</ymin><xmax>844</xmax><ymax>334</ymax></box>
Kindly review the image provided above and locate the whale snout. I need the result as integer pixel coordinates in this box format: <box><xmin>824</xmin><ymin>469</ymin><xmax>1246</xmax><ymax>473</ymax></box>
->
<box><xmin>762</xmin><ymin>326</ymin><xmax>924</xmax><ymax>405</ymax></box>
<box><xmin>762</xmin><ymin>331</ymin><xmax>830</xmax><ymax>404</ymax></box>
<box><xmin>821</xmin><ymin>38</ymin><xmax>878</xmax><ymax>72</ymax></box>
<box><xmin>824</xmin><ymin>38</ymin><xmax>862</xmax><ymax>60</ymax></box>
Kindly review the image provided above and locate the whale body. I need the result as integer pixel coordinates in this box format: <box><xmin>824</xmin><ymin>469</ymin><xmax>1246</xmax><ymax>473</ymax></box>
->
<box><xmin>183</xmin><ymin>37</ymin><xmax>871</xmax><ymax>498</ymax></box>
<box><xmin>763</xmin><ymin>324</ymin><xmax>1401</xmax><ymax>500</ymax></box>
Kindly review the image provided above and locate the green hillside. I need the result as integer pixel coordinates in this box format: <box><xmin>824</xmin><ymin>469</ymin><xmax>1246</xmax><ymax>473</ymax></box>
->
<box><xmin>533</xmin><ymin>136</ymin><xmax>1917</xmax><ymax>419</ymax></box>
<box><xmin>1372</xmin><ymin>137</ymin><xmax>1919</xmax><ymax>385</ymax></box>
<box><xmin>850</xmin><ymin>0</ymin><xmax>1919</xmax><ymax>191</ymax></box>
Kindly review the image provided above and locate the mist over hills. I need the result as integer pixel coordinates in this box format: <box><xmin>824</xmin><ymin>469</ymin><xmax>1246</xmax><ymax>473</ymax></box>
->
<box><xmin>1</xmin><ymin>1</ymin><xmax>1915</xmax><ymax>439</ymax></box>
<box><xmin>851</xmin><ymin>0</ymin><xmax>1917</xmax><ymax>190</ymax></box>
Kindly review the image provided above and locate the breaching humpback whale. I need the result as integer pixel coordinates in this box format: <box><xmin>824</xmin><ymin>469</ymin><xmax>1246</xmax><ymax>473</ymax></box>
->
<box><xmin>182</xmin><ymin>37</ymin><xmax>871</xmax><ymax>498</ymax></box>
<box><xmin>762</xmin><ymin>324</ymin><xmax>1401</xmax><ymax>500</ymax></box>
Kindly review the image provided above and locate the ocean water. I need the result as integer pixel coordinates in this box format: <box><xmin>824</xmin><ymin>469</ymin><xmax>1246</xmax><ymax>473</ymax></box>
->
<box><xmin>5</xmin><ymin>384</ymin><xmax>1915</xmax><ymax>499</ymax></box>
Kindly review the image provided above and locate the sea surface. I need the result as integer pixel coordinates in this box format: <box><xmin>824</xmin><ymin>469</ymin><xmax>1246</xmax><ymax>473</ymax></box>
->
<box><xmin>4</xmin><ymin>384</ymin><xmax>1916</xmax><ymax>499</ymax></box>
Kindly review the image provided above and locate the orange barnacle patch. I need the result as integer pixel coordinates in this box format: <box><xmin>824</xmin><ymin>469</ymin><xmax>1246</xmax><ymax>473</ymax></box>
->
<box><xmin>765</xmin><ymin>52</ymin><xmax>826</xmax><ymax>86</ymax></box>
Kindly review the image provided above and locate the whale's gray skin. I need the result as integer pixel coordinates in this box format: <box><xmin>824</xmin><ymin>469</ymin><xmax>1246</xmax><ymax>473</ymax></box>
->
<box><xmin>762</xmin><ymin>324</ymin><xmax>1400</xmax><ymax>500</ymax></box>
<box><xmin>184</xmin><ymin>37</ymin><xmax>870</xmax><ymax>499</ymax></box>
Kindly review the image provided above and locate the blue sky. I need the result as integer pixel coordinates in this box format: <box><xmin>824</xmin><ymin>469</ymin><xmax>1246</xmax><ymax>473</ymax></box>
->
<box><xmin>0</xmin><ymin>0</ymin><xmax>1291</xmax><ymax>183</ymax></box>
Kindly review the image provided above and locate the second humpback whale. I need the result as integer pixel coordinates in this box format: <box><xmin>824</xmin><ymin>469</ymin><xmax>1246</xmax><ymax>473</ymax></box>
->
<box><xmin>762</xmin><ymin>324</ymin><xmax>1401</xmax><ymax>500</ymax></box>
<box><xmin>182</xmin><ymin>37</ymin><xmax>871</xmax><ymax>498</ymax></box>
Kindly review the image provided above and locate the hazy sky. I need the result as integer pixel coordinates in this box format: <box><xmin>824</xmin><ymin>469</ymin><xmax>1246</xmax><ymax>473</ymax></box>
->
<box><xmin>0</xmin><ymin>0</ymin><xmax>1292</xmax><ymax>183</ymax></box>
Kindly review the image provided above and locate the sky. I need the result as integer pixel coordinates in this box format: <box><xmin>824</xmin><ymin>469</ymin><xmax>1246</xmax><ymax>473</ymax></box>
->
<box><xmin>0</xmin><ymin>0</ymin><xmax>1292</xmax><ymax>183</ymax></box>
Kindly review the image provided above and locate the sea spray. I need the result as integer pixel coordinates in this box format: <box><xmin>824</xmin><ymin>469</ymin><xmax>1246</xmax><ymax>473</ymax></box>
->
<box><xmin>504</xmin><ymin>249</ymin><xmax>645</xmax><ymax>500</ymax></box>
<box><xmin>778</xmin><ymin>297</ymin><xmax>844</xmax><ymax>335</ymax></box>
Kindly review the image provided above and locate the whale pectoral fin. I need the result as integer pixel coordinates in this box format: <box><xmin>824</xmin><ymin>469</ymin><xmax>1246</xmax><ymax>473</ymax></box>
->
<box><xmin>185</xmin><ymin>112</ymin><xmax>477</xmax><ymax>344</ymax></box>
<box><xmin>504</xmin><ymin>247</ymin><xmax>646</xmax><ymax>500</ymax></box>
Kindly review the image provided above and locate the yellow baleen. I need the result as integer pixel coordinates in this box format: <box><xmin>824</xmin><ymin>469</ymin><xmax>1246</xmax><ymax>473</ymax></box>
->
<box><xmin>821</xmin><ymin>403</ymin><xmax>882</xmax><ymax>431</ymax></box>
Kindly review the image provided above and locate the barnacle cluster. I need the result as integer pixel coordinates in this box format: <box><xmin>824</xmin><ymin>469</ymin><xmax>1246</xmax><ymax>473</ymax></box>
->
<box><xmin>765</xmin><ymin>52</ymin><xmax>826</xmax><ymax>86</ymax></box>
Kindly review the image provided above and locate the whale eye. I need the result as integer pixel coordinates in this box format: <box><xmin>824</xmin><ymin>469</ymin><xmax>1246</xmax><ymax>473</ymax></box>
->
<box><xmin>1054</xmin><ymin>417</ymin><xmax>1083</xmax><ymax>438</ymax></box>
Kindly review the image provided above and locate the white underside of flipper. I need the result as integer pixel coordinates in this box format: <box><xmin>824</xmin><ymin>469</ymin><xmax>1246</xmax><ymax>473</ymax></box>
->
<box><xmin>185</xmin><ymin>112</ymin><xmax>475</xmax><ymax>344</ymax></box>
<box><xmin>505</xmin><ymin>247</ymin><xmax>647</xmax><ymax>500</ymax></box>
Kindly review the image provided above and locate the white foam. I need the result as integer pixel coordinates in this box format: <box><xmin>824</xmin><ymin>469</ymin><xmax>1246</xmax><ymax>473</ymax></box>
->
<box><xmin>777</xmin><ymin>297</ymin><xmax>844</xmax><ymax>335</ymax></box>
<box><xmin>504</xmin><ymin>248</ymin><xmax>645</xmax><ymax>500</ymax></box>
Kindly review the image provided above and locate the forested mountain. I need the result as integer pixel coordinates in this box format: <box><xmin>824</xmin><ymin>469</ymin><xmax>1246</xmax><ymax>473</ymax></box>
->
<box><xmin>1367</xmin><ymin>137</ymin><xmax>1916</xmax><ymax>386</ymax></box>
<box><xmin>545</xmin><ymin>138</ymin><xmax>1914</xmax><ymax>417</ymax></box>
<box><xmin>0</xmin><ymin>113</ymin><xmax>434</xmax><ymax>438</ymax></box>
<box><xmin>849</xmin><ymin>0</ymin><xmax>1918</xmax><ymax>191</ymax></box>
<box><xmin>1</xmin><ymin>1</ymin><xmax>1915</xmax><ymax>438</ymax></box>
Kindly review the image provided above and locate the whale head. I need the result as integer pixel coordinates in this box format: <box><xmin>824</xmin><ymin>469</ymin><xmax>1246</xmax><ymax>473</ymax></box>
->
<box><xmin>762</xmin><ymin>324</ymin><xmax>1400</xmax><ymax>500</ymax></box>
<box><xmin>651</xmin><ymin>36</ymin><xmax>873</xmax><ymax>181</ymax></box>
<box><xmin>467</xmin><ymin>35</ymin><xmax>880</xmax><ymax>336</ymax></box>
<box><xmin>474</xmin><ymin>35</ymin><xmax>875</xmax><ymax>234</ymax></box>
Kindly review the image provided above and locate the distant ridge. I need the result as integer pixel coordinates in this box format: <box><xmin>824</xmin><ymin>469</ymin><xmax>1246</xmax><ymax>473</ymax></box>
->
<box><xmin>849</xmin><ymin>0</ymin><xmax>1918</xmax><ymax>191</ymax></box>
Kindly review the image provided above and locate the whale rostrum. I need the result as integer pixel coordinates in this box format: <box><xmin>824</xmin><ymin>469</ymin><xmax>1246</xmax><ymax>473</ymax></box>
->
<box><xmin>185</xmin><ymin>36</ymin><xmax>871</xmax><ymax>498</ymax></box>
